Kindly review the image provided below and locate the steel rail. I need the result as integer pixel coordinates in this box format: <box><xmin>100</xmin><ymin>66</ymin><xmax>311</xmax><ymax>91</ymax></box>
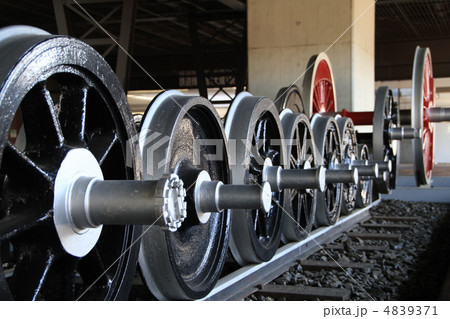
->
<box><xmin>203</xmin><ymin>199</ymin><xmax>380</xmax><ymax>301</ymax></box>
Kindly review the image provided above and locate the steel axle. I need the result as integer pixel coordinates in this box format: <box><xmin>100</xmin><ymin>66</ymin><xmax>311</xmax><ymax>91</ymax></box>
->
<box><xmin>428</xmin><ymin>107</ymin><xmax>450</xmax><ymax>122</ymax></box>
<box><xmin>55</xmin><ymin>149</ymin><xmax>188</xmax><ymax>233</ymax></box>
<box><xmin>195</xmin><ymin>171</ymin><xmax>272</xmax><ymax>220</ymax></box>
<box><xmin>389</xmin><ymin>127</ymin><xmax>421</xmax><ymax>140</ymax></box>
<box><xmin>263</xmin><ymin>164</ymin><xmax>326</xmax><ymax>192</ymax></box>
<box><xmin>326</xmin><ymin>165</ymin><xmax>359</xmax><ymax>184</ymax></box>
<box><xmin>54</xmin><ymin>149</ymin><xmax>188</xmax><ymax>257</ymax></box>
<box><xmin>370</xmin><ymin>160</ymin><xmax>392</xmax><ymax>173</ymax></box>
<box><xmin>69</xmin><ymin>175</ymin><xmax>187</xmax><ymax>231</ymax></box>
<box><xmin>349</xmin><ymin>160</ymin><xmax>378</xmax><ymax>178</ymax></box>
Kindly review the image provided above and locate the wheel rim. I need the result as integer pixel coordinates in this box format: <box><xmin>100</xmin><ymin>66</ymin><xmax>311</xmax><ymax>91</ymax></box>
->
<box><xmin>311</xmin><ymin>115</ymin><xmax>342</xmax><ymax>226</ymax></box>
<box><xmin>303</xmin><ymin>53</ymin><xmax>337</xmax><ymax>117</ymax></box>
<box><xmin>225</xmin><ymin>93</ymin><xmax>285</xmax><ymax>264</ymax></box>
<box><xmin>138</xmin><ymin>90</ymin><xmax>230</xmax><ymax>300</ymax></box>
<box><xmin>275</xmin><ymin>85</ymin><xmax>305</xmax><ymax>114</ymax></box>
<box><xmin>280</xmin><ymin>110</ymin><xmax>317</xmax><ymax>242</ymax></box>
<box><xmin>412</xmin><ymin>47</ymin><xmax>434</xmax><ymax>186</ymax></box>
<box><xmin>373</xmin><ymin>86</ymin><xmax>399</xmax><ymax>193</ymax></box>
<box><xmin>336</xmin><ymin>117</ymin><xmax>358</xmax><ymax>215</ymax></box>
<box><xmin>0</xmin><ymin>29</ymin><xmax>140</xmax><ymax>300</ymax></box>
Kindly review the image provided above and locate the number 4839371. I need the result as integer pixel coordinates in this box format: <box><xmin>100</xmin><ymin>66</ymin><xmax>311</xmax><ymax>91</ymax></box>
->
<box><xmin>383</xmin><ymin>306</ymin><xmax>437</xmax><ymax>316</ymax></box>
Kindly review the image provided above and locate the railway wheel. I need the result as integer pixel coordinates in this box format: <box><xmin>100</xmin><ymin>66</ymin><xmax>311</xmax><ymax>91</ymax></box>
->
<box><xmin>303</xmin><ymin>53</ymin><xmax>337</xmax><ymax>118</ymax></box>
<box><xmin>355</xmin><ymin>144</ymin><xmax>372</xmax><ymax>208</ymax></box>
<box><xmin>279</xmin><ymin>110</ymin><xmax>318</xmax><ymax>242</ymax></box>
<box><xmin>311</xmin><ymin>115</ymin><xmax>343</xmax><ymax>226</ymax></box>
<box><xmin>336</xmin><ymin>117</ymin><xmax>358</xmax><ymax>215</ymax></box>
<box><xmin>138</xmin><ymin>90</ymin><xmax>231</xmax><ymax>300</ymax></box>
<box><xmin>0</xmin><ymin>26</ymin><xmax>140</xmax><ymax>300</ymax></box>
<box><xmin>225</xmin><ymin>92</ymin><xmax>286</xmax><ymax>265</ymax></box>
<box><xmin>373</xmin><ymin>86</ymin><xmax>399</xmax><ymax>194</ymax></box>
<box><xmin>412</xmin><ymin>47</ymin><xmax>434</xmax><ymax>186</ymax></box>
<box><xmin>275</xmin><ymin>85</ymin><xmax>305</xmax><ymax>114</ymax></box>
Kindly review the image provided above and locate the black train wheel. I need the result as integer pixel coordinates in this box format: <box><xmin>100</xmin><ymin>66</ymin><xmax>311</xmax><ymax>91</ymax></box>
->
<box><xmin>355</xmin><ymin>144</ymin><xmax>372</xmax><ymax>208</ymax></box>
<box><xmin>138</xmin><ymin>90</ymin><xmax>230</xmax><ymax>300</ymax></box>
<box><xmin>225</xmin><ymin>92</ymin><xmax>286</xmax><ymax>265</ymax></box>
<box><xmin>311</xmin><ymin>114</ymin><xmax>343</xmax><ymax>226</ymax></box>
<box><xmin>373</xmin><ymin>86</ymin><xmax>399</xmax><ymax>194</ymax></box>
<box><xmin>279</xmin><ymin>110</ymin><xmax>318</xmax><ymax>242</ymax></box>
<box><xmin>336</xmin><ymin>116</ymin><xmax>358</xmax><ymax>215</ymax></box>
<box><xmin>0</xmin><ymin>26</ymin><xmax>141</xmax><ymax>300</ymax></box>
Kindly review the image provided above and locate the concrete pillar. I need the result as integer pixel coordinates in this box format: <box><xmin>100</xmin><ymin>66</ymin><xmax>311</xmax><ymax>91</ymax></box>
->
<box><xmin>248</xmin><ymin>0</ymin><xmax>375</xmax><ymax>112</ymax></box>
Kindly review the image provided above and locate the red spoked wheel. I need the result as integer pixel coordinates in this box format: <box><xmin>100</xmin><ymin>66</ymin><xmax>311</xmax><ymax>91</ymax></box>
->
<box><xmin>412</xmin><ymin>47</ymin><xmax>434</xmax><ymax>186</ymax></box>
<box><xmin>303</xmin><ymin>53</ymin><xmax>337</xmax><ymax>118</ymax></box>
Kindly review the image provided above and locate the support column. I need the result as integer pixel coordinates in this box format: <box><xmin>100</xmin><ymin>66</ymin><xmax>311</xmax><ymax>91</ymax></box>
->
<box><xmin>115</xmin><ymin>0</ymin><xmax>138</xmax><ymax>91</ymax></box>
<box><xmin>248</xmin><ymin>0</ymin><xmax>375</xmax><ymax>112</ymax></box>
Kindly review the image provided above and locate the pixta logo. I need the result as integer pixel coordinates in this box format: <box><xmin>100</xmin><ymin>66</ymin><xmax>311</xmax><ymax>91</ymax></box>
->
<box><xmin>127</xmin><ymin>130</ymin><xmax>317</xmax><ymax>177</ymax></box>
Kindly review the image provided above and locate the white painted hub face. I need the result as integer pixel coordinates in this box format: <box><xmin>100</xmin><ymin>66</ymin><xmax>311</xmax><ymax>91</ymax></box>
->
<box><xmin>317</xmin><ymin>166</ymin><xmax>326</xmax><ymax>192</ymax></box>
<box><xmin>53</xmin><ymin>149</ymin><xmax>104</xmax><ymax>257</ymax></box>
<box><xmin>194</xmin><ymin>170</ymin><xmax>213</xmax><ymax>224</ymax></box>
<box><xmin>260</xmin><ymin>182</ymin><xmax>272</xmax><ymax>214</ymax></box>
<box><xmin>261</xmin><ymin>157</ymin><xmax>274</xmax><ymax>184</ymax></box>
<box><xmin>302</xmin><ymin>161</ymin><xmax>313</xmax><ymax>193</ymax></box>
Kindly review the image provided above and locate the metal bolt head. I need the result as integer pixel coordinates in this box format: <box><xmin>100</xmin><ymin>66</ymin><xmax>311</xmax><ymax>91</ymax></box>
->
<box><xmin>159</xmin><ymin>173</ymin><xmax>187</xmax><ymax>232</ymax></box>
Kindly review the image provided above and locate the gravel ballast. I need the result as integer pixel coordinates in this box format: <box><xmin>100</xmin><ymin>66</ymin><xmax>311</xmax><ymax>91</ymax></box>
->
<box><xmin>248</xmin><ymin>199</ymin><xmax>450</xmax><ymax>301</ymax></box>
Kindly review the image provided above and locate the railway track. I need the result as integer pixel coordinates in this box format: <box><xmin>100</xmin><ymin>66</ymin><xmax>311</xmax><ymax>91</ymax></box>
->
<box><xmin>203</xmin><ymin>200</ymin><xmax>379</xmax><ymax>300</ymax></box>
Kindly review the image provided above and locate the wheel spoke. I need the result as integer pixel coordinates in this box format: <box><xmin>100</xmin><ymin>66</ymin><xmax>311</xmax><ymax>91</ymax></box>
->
<box><xmin>295</xmin><ymin>127</ymin><xmax>302</xmax><ymax>164</ymax></box>
<box><xmin>326</xmin><ymin>83</ymin><xmax>334</xmax><ymax>111</ymax></box>
<box><xmin>253</xmin><ymin>210</ymin><xmax>259</xmax><ymax>235</ymax></box>
<box><xmin>0</xmin><ymin>208</ymin><xmax>52</xmax><ymax>241</ymax></box>
<box><xmin>289</xmin><ymin>189</ymin><xmax>298</xmax><ymax>202</ymax></box>
<box><xmin>58</xmin><ymin>85</ymin><xmax>88</xmax><ymax>146</ymax></box>
<box><xmin>328</xmin><ymin>132</ymin><xmax>334</xmax><ymax>156</ymax></box>
<box><xmin>3</xmin><ymin>142</ymin><xmax>53</xmax><ymax>185</ymax></box>
<box><xmin>257</xmin><ymin>210</ymin><xmax>268</xmax><ymax>239</ymax></box>
<box><xmin>20</xmin><ymin>83</ymin><xmax>64</xmax><ymax>152</ymax></box>
<box><xmin>9</xmin><ymin>244</ymin><xmax>56</xmax><ymax>300</ymax></box>
<box><xmin>289</xmin><ymin>154</ymin><xmax>297</xmax><ymax>169</ymax></box>
<box><xmin>76</xmin><ymin>246</ymin><xmax>111</xmax><ymax>299</ymax></box>
<box><xmin>304</xmin><ymin>153</ymin><xmax>314</xmax><ymax>165</ymax></box>
<box><xmin>301</xmin><ymin>128</ymin><xmax>309</xmax><ymax>162</ymax></box>
<box><xmin>260</xmin><ymin>120</ymin><xmax>268</xmax><ymax>155</ymax></box>
<box><xmin>39</xmin><ymin>255</ymin><xmax>79</xmax><ymax>300</ymax></box>
<box><xmin>313</xmin><ymin>85</ymin><xmax>320</xmax><ymax>112</ymax></box>
<box><xmin>88</xmin><ymin>130</ymin><xmax>119</xmax><ymax>165</ymax></box>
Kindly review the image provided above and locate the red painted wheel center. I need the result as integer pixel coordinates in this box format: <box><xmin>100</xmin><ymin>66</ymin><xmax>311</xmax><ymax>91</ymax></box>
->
<box><xmin>423</xmin><ymin>54</ymin><xmax>434</xmax><ymax>179</ymax></box>
<box><xmin>313</xmin><ymin>60</ymin><xmax>336</xmax><ymax>114</ymax></box>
